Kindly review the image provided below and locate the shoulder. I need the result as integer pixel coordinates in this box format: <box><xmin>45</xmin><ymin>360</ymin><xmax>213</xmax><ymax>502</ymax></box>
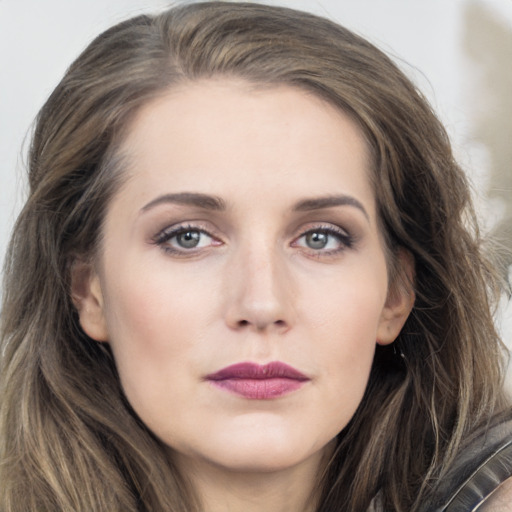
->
<box><xmin>426</xmin><ymin>413</ymin><xmax>512</xmax><ymax>512</ymax></box>
<box><xmin>477</xmin><ymin>476</ymin><xmax>512</xmax><ymax>511</ymax></box>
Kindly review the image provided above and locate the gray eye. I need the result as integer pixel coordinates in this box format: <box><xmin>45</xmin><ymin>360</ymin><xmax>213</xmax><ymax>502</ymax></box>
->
<box><xmin>305</xmin><ymin>231</ymin><xmax>329</xmax><ymax>249</ymax></box>
<box><xmin>176</xmin><ymin>230</ymin><xmax>201</xmax><ymax>248</ymax></box>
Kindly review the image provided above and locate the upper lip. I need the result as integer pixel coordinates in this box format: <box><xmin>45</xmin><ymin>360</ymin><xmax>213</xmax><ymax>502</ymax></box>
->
<box><xmin>206</xmin><ymin>361</ymin><xmax>309</xmax><ymax>381</ymax></box>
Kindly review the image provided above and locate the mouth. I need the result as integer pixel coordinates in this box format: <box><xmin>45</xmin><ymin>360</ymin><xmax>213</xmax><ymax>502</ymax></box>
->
<box><xmin>205</xmin><ymin>361</ymin><xmax>310</xmax><ymax>399</ymax></box>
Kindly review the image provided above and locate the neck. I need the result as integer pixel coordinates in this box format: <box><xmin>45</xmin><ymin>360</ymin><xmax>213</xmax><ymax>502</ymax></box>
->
<box><xmin>174</xmin><ymin>447</ymin><xmax>332</xmax><ymax>512</ymax></box>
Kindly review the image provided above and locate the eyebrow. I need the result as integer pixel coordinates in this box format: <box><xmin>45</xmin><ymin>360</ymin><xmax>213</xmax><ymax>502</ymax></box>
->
<box><xmin>140</xmin><ymin>191</ymin><xmax>368</xmax><ymax>220</ymax></box>
<box><xmin>293</xmin><ymin>195</ymin><xmax>369</xmax><ymax>220</ymax></box>
<box><xmin>141</xmin><ymin>192</ymin><xmax>227</xmax><ymax>213</ymax></box>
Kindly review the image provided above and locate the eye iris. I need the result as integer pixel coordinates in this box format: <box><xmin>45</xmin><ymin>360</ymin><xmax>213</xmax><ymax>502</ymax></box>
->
<box><xmin>306</xmin><ymin>231</ymin><xmax>328</xmax><ymax>249</ymax></box>
<box><xmin>177</xmin><ymin>230</ymin><xmax>200</xmax><ymax>248</ymax></box>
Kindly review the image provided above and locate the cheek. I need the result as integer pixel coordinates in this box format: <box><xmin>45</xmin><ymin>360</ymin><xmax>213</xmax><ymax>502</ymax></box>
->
<box><xmin>302</xmin><ymin>262</ymin><xmax>387</xmax><ymax>348</ymax></box>
<box><xmin>320</xmin><ymin>300</ymin><xmax>380</xmax><ymax>385</ymax></box>
<box><xmin>300</xmin><ymin>266</ymin><xmax>386</xmax><ymax>412</ymax></box>
<box><xmin>100</xmin><ymin>262</ymin><xmax>214</xmax><ymax>414</ymax></box>
<box><xmin>104</xmin><ymin>254</ymin><xmax>215</xmax><ymax>346</ymax></box>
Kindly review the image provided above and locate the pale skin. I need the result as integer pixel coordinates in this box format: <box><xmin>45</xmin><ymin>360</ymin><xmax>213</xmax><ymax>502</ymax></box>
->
<box><xmin>73</xmin><ymin>80</ymin><xmax>415</xmax><ymax>512</ymax></box>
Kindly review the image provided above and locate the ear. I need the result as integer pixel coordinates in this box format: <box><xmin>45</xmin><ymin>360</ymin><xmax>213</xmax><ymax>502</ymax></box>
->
<box><xmin>377</xmin><ymin>249</ymin><xmax>415</xmax><ymax>346</ymax></box>
<box><xmin>70</xmin><ymin>260</ymin><xmax>109</xmax><ymax>342</ymax></box>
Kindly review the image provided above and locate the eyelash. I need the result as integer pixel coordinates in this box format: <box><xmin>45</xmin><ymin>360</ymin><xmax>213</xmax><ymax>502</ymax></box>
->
<box><xmin>293</xmin><ymin>224</ymin><xmax>354</xmax><ymax>257</ymax></box>
<box><xmin>152</xmin><ymin>224</ymin><xmax>220</xmax><ymax>256</ymax></box>
<box><xmin>151</xmin><ymin>223</ymin><xmax>354</xmax><ymax>257</ymax></box>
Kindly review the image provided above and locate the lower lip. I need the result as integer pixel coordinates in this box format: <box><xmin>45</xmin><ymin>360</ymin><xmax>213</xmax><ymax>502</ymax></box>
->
<box><xmin>209</xmin><ymin>378</ymin><xmax>306</xmax><ymax>399</ymax></box>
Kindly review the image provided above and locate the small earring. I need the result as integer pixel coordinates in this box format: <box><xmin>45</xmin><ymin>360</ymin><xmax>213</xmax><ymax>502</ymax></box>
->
<box><xmin>393</xmin><ymin>343</ymin><xmax>406</xmax><ymax>360</ymax></box>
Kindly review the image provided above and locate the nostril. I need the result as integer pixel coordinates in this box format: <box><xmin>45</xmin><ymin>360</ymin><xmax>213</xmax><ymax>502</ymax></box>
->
<box><xmin>235</xmin><ymin>319</ymin><xmax>287</xmax><ymax>330</ymax></box>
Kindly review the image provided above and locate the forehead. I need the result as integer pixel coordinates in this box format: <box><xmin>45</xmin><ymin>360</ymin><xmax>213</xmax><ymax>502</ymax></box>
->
<box><xmin>115</xmin><ymin>80</ymin><xmax>376</xmax><ymax>218</ymax></box>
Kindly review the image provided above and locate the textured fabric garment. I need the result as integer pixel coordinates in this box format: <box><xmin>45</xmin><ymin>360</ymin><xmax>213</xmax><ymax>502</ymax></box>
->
<box><xmin>424</xmin><ymin>414</ymin><xmax>512</xmax><ymax>512</ymax></box>
<box><xmin>367</xmin><ymin>414</ymin><xmax>512</xmax><ymax>511</ymax></box>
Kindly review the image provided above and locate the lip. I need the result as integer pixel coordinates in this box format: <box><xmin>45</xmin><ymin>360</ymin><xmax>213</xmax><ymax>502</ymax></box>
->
<box><xmin>205</xmin><ymin>361</ymin><xmax>310</xmax><ymax>400</ymax></box>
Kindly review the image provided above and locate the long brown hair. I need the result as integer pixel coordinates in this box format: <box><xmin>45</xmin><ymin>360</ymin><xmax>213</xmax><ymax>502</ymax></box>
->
<box><xmin>0</xmin><ymin>2</ymin><xmax>508</xmax><ymax>511</ymax></box>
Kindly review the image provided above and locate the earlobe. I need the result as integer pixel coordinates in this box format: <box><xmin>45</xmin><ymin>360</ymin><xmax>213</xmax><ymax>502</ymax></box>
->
<box><xmin>70</xmin><ymin>260</ymin><xmax>109</xmax><ymax>342</ymax></box>
<box><xmin>377</xmin><ymin>249</ymin><xmax>415</xmax><ymax>346</ymax></box>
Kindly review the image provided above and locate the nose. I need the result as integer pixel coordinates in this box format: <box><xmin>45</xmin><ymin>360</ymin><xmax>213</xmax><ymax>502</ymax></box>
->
<box><xmin>224</xmin><ymin>244</ymin><xmax>295</xmax><ymax>333</ymax></box>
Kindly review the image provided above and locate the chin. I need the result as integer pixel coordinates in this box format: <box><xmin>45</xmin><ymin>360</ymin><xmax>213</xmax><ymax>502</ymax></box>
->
<box><xmin>175</xmin><ymin>427</ymin><xmax>335</xmax><ymax>475</ymax></box>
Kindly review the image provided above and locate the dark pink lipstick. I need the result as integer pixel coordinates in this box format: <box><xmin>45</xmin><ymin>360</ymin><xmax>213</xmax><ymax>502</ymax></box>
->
<box><xmin>205</xmin><ymin>361</ymin><xmax>309</xmax><ymax>399</ymax></box>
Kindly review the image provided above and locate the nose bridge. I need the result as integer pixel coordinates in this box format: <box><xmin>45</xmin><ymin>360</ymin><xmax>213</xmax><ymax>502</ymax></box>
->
<box><xmin>225</xmin><ymin>233</ymin><xmax>294</xmax><ymax>331</ymax></box>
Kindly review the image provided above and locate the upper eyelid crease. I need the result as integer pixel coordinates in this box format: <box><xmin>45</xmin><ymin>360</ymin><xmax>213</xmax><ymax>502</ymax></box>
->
<box><xmin>153</xmin><ymin>222</ymin><xmax>352</xmax><ymax>244</ymax></box>
<box><xmin>295</xmin><ymin>226</ymin><xmax>354</xmax><ymax>243</ymax></box>
<box><xmin>297</xmin><ymin>222</ymin><xmax>350</xmax><ymax>235</ymax></box>
<box><xmin>154</xmin><ymin>224</ymin><xmax>214</xmax><ymax>241</ymax></box>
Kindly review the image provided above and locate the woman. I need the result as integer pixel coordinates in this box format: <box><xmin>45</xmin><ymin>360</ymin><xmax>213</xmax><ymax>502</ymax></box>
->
<box><xmin>0</xmin><ymin>2</ymin><xmax>510</xmax><ymax>511</ymax></box>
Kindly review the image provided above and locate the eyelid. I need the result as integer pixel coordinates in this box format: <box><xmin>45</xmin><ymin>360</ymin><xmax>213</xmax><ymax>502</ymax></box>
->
<box><xmin>295</xmin><ymin>223</ymin><xmax>351</xmax><ymax>239</ymax></box>
<box><xmin>291</xmin><ymin>223</ymin><xmax>355</xmax><ymax>254</ymax></box>
<box><xmin>151</xmin><ymin>222</ymin><xmax>223</xmax><ymax>254</ymax></box>
<box><xmin>150</xmin><ymin>220</ymin><xmax>356</xmax><ymax>258</ymax></box>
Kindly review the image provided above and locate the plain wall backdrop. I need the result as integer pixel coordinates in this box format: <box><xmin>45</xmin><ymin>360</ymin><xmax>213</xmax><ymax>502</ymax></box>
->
<box><xmin>1</xmin><ymin>0</ymin><xmax>511</xmax><ymax>387</ymax></box>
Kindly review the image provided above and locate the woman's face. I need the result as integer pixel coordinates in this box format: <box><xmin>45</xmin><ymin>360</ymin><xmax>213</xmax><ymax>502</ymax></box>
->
<box><xmin>75</xmin><ymin>80</ymin><xmax>412</xmax><ymax>477</ymax></box>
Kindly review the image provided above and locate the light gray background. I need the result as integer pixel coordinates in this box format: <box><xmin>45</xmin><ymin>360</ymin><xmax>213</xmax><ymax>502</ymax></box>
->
<box><xmin>1</xmin><ymin>0</ymin><xmax>511</xmax><ymax>388</ymax></box>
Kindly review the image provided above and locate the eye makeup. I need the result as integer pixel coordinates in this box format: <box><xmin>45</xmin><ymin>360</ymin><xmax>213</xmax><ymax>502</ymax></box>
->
<box><xmin>151</xmin><ymin>223</ymin><xmax>223</xmax><ymax>256</ymax></box>
<box><xmin>291</xmin><ymin>223</ymin><xmax>356</xmax><ymax>259</ymax></box>
<box><xmin>149</xmin><ymin>218</ymin><xmax>357</xmax><ymax>262</ymax></box>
